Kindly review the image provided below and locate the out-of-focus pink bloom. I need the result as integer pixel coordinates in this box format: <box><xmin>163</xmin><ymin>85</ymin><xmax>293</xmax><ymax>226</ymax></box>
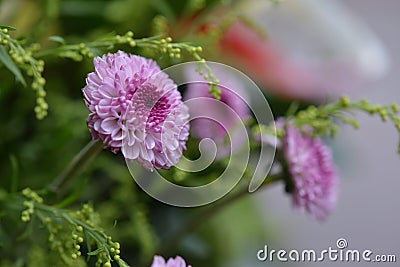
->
<box><xmin>282</xmin><ymin>123</ymin><xmax>338</xmax><ymax>220</ymax></box>
<box><xmin>150</xmin><ymin>255</ymin><xmax>192</xmax><ymax>267</ymax></box>
<box><xmin>83</xmin><ymin>51</ymin><xmax>189</xmax><ymax>170</ymax></box>
<box><xmin>184</xmin><ymin>66</ymin><xmax>250</xmax><ymax>159</ymax></box>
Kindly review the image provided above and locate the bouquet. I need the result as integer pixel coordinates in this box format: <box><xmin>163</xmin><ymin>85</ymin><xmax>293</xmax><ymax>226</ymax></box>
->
<box><xmin>0</xmin><ymin>0</ymin><xmax>398</xmax><ymax>266</ymax></box>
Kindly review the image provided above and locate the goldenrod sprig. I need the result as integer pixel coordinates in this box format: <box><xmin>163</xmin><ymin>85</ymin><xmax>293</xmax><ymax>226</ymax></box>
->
<box><xmin>20</xmin><ymin>188</ymin><xmax>129</xmax><ymax>267</ymax></box>
<box><xmin>289</xmin><ymin>97</ymin><xmax>400</xmax><ymax>152</ymax></box>
<box><xmin>135</xmin><ymin>36</ymin><xmax>221</xmax><ymax>98</ymax></box>
<box><xmin>35</xmin><ymin>31</ymin><xmax>221</xmax><ymax>99</ymax></box>
<box><xmin>251</xmin><ymin>97</ymin><xmax>400</xmax><ymax>154</ymax></box>
<box><xmin>1</xmin><ymin>27</ymin><xmax>221</xmax><ymax>120</ymax></box>
<box><xmin>0</xmin><ymin>26</ymin><xmax>48</xmax><ymax>119</ymax></box>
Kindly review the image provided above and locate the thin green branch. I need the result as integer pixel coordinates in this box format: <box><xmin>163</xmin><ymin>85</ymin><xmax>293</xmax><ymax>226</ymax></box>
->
<box><xmin>17</xmin><ymin>189</ymin><xmax>130</xmax><ymax>267</ymax></box>
<box><xmin>47</xmin><ymin>140</ymin><xmax>104</xmax><ymax>194</ymax></box>
<box><xmin>288</xmin><ymin>97</ymin><xmax>400</xmax><ymax>152</ymax></box>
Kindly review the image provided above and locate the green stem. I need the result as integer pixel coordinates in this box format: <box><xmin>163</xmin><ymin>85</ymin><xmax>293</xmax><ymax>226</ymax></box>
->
<box><xmin>47</xmin><ymin>140</ymin><xmax>103</xmax><ymax>194</ymax></box>
<box><xmin>157</xmin><ymin>174</ymin><xmax>282</xmax><ymax>255</ymax></box>
<box><xmin>35</xmin><ymin>41</ymin><xmax>114</xmax><ymax>58</ymax></box>
<box><xmin>35</xmin><ymin>36</ymin><xmax>163</xmax><ymax>58</ymax></box>
<box><xmin>9</xmin><ymin>155</ymin><xmax>19</xmax><ymax>193</ymax></box>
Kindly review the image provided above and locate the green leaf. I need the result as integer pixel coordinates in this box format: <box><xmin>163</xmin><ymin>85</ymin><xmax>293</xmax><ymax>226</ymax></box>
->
<box><xmin>84</xmin><ymin>230</ymin><xmax>92</xmax><ymax>261</ymax></box>
<box><xmin>48</xmin><ymin>35</ymin><xmax>65</xmax><ymax>44</ymax></box>
<box><xmin>0</xmin><ymin>25</ymin><xmax>17</xmax><ymax>31</ymax></box>
<box><xmin>0</xmin><ymin>46</ymin><xmax>27</xmax><ymax>86</ymax></box>
<box><xmin>87</xmin><ymin>248</ymin><xmax>103</xmax><ymax>256</ymax></box>
<box><xmin>17</xmin><ymin>215</ymin><xmax>35</xmax><ymax>240</ymax></box>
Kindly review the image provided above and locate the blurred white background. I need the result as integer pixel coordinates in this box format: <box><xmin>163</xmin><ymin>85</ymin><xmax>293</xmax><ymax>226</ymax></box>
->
<box><xmin>235</xmin><ymin>0</ymin><xmax>400</xmax><ymax>266</ymax></box>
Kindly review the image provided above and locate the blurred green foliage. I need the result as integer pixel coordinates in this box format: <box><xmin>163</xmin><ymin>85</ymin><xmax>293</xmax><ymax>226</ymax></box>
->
<box><xmin>0</xmin><ymin>0</ymin><xmax>276</xmax><ymax>266</ymax></box>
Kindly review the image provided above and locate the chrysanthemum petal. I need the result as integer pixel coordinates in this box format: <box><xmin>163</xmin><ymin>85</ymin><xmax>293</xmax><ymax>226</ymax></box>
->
<box><xmin>283</xmin><ymin>123</ymin><xmax>338</xmax><ymax>221</ymax></box>
<box><xmin>83</xmin><ymin>51</ymin><xmax>189</xmax><ymax>170</ymax></box>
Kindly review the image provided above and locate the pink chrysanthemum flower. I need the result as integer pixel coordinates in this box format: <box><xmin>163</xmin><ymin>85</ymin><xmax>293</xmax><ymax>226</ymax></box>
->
<box><xmin>83</xmin><ymin>51</ymin><xmax>189</xmax><ymax>170</ymax></box>
<box><xmin>150</xmin><ymin>255</ymin><xmax>192</xmax><ymax>267</ymax></box>
<box><xmin>282</xmin><ymin>123</ymin><xmax>338</xmax><ymax>220</ymax></box>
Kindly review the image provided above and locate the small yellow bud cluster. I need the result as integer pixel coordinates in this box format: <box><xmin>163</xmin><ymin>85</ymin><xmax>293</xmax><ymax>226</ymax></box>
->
<box><xmin>57</xmin><ymin>31</ymin><xmax>136</xmax><ymax>62</ymax></box>
<box><xmin>22</xmin><ymin>187</ymin><xmax>43</xmax><ymax>203</ymax></box>
<box><xmin>339</xmin><ymin>96</ymin><xmax>350</xmax><ymax>107</ymax></box>
<box><xmin>31</xmin><ymin>59</ymin><xmax>48</xmax><ymax>119</ymax></box>
<box><xmin>390</xmin><ymin>103</ymin><xmax>399</xmax><ymax>113</ymax></box>
<box><xmin>42</xmin><ymin>215</ymin><xmax>67</xmax><ymax>254</ymax></box>
<box><xmin>208</xmin><ymin>83</ymin><xmax>221</xmax><ymax>100</ymax></box>
<box><xmin>291</xmin><ymin>98</ymin><xmax>400</xmax><ymax>153</ymax></box>
<box><xmin>78</xmin><ymin>43</ymin><xmax>94</xmax><ymax>58</ymax></box>
<box><xmin>95</xmin><ymin>251</ymin><xmax>111</xmax><ymax>267</ymax></box>
<box><xmin>356</xmin><ymin>100</ymin><xmax>400</xmax><ymax>153</ymax></box>
<box><xmin>59</xmin><ymin>43</ymin><xmax>93</xmax><ymax>61</ymax></box>
<box><xmin>158</xmin><ymin>37</ymin><xmax>182</xmax><ymax>59</ymax></box>
<box><xmin>341</xmin><ymin>117</ymin><xmax>359</xmax><ymax>129</ymax></box>
<box><xmin>21</xmin><ymin>201</ymin><xmax>34</xmax><ymax>222</ymax></box>
<box><xmin>160</xmin><ymin>38</ymin><xmax>202</xmax><ymax>60</ymax></box>
<box><xmin>74</xmin><ymin>203</ymin><xmax>99</xmax><ymax>228</ymax></box>
<box><xmin>115</xmin><ymin>31</ymin><xmax>136</xmax><ymax>47</ymax></box>
<box><xmin>294</xmin><ymin>104</ymin><xmax>337</xmax><ymax>137</ymax></box>
<box><xmin>190</xmin><ymin>46</ymin><xmax>203</xmax><ymax>54</ymax></box>
<box><xmin>70</xmin><ymin>226</ymin><xmax>84</xmax><ymax>260</ymax></box>
<box><xmin>20</xmin><ymin>188</ymin><xmax>43</xmax><ymax>222</ymax></box>
<box><xmin>109</xmin><ymin>240</ymin><xmax>121</xmax><ymax>261</ymax></box>
<box><xmin>0</xmin><ymin>28</ymin><xmax>9</xmax><ymax>45</ymax></box>
<box><xmin>361</xmin><ymin>101</ymin><xmax>400</xmax><ymax>152</ymax></box>
<box><xmin>72</xmin><ymin>232</ymin><xmax>84</xmax><ymax>244</ymax></box>
<box><xmin>1</xmin><ymin>28</ymin><xmax>48</xmax><ymax>119</ymax></box>
<box><xmin>356</xmin><ymin>100</ymin><xmax>400</xmax><ymax>126</ymax></box>
<box><xmin>93</xmin><ymin>237</ymin><xmax>122</xmax><ymax>266</ymax></box>
<box><xmin>193</xmin><ymin>58</ymin><xmax>221</xmax><ymax>99</ymax></box>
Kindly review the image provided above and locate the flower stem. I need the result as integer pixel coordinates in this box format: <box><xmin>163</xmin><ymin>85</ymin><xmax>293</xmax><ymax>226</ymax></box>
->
<box><xmin>47</xmin><ymin>140</ymin><xmax>103</xmax><ymax>194</ymax></box>
<box><xmin>157</xmin><ymin>174</ymin><xmax>282</xmax><ymax>255</ymax></box>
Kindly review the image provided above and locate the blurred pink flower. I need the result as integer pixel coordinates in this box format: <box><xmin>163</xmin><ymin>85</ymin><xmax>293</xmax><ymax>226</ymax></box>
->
<box><xmin>150</xmin><ymin>255</ymin><xmax>192</xmax><ymax>267</ymax></box>
<box><xmin>282</xmin><ymin>123</ymin><xmax>338</xmax><ymax>220</ymax></box>
<box><xmin>83</xmin><ymin>51</ymin><xmax>189</xmax><ymax>170</ymax></box>
<box><xmin>184</xmin><ymin>66</ymin><xmax>250</xmax><ymax>159</ymax></box>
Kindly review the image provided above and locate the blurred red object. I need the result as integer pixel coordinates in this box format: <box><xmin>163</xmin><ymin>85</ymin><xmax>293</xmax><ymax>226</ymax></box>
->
<box><xmin>218</xmin><ymin>20</ymin><xmax>323</xmax><ymax>100</ymax></box>
<box><xmin>174</xmin><ymin>1</ymin><xmax>388</xmax><ymax>101</ymax></box>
